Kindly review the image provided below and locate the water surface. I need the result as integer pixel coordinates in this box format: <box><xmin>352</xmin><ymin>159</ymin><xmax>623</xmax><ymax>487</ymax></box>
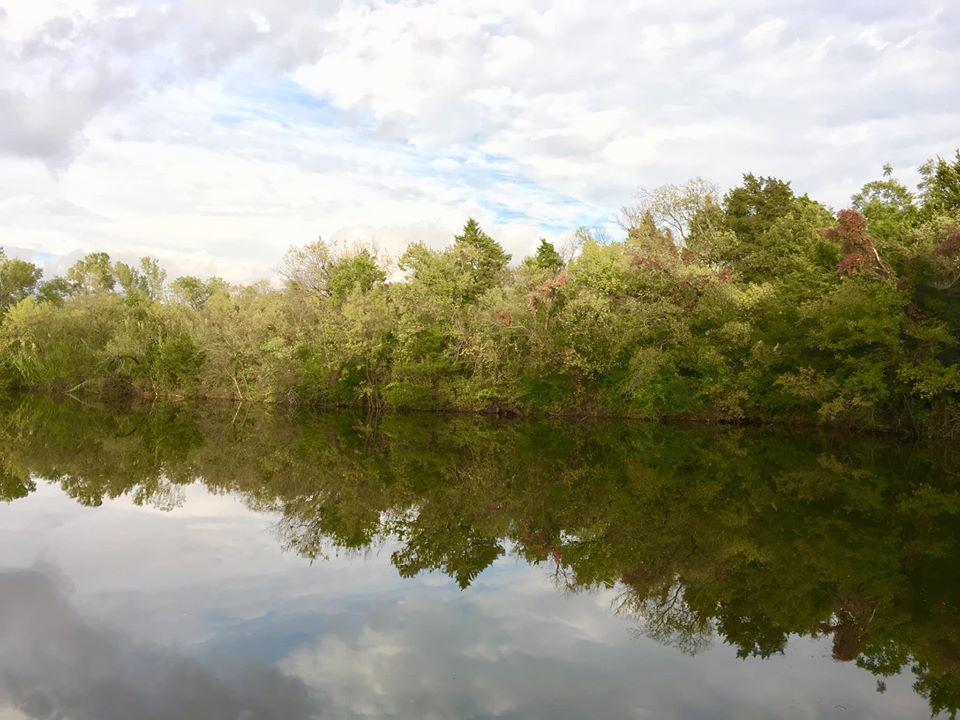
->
<box><xmin>1</xmin><ymin>398</ymin><xmax>958</xmax><ymax>719</ymax></box>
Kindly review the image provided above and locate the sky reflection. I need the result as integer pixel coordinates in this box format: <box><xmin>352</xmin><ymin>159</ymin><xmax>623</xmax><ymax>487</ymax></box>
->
<box><xmin>0</xmin><ymin>482</ymin><xmax>937</xmax><ymax>719</ymax></box>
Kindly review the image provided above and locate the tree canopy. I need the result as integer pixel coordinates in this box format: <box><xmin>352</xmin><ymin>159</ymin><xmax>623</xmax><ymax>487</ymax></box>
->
<box><xmin>2</xmin><ymin>151</ymin><xmax>960</xmax><ymax>436</ymax></box>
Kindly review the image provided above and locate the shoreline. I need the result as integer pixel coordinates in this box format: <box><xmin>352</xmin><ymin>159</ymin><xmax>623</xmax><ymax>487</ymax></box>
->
<box><xmin>4</xmin><ymin>386</ymin><xmax>923</xmax><ymax>439</ymax></box>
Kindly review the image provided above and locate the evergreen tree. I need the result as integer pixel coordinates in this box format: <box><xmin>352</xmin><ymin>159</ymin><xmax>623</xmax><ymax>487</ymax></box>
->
<box><xmin>452</xmin><ymin>218</ymin><xmax>510</xmax><ymax>301</ymax></box>
<box><xmin>531</xmin><ymin>238</ymin><xmax>564</xmax><ymax>271</ymax></box>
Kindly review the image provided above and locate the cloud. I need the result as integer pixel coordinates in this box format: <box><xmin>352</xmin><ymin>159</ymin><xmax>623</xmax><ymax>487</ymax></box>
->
<box><xmin>0</xmin><ymin>0</ymin><xmax>337</xmax><ymax>165</ymax></box>
<box><xmin>0</xmin><ymin>568</ymin><xmax>316</xmax><ymax>720</ymax></box>
<box><xmin>278</xmin><ymin>566</ymin><xmax>929</xmax><ymax>720</ymax></box>
<box><xmin>294</xmin><ymin>0</ymin><xmax>960</xmax><ymax>198</ymax></box>
<box><xmin>0</xmin><ymin>0</ymin><xmax>958</xmax><ymax>280</ymax></box>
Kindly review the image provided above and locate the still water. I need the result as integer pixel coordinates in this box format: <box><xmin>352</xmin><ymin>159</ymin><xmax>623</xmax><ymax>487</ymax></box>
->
<box><xmin>0</xmin><ymin>397</ymin><xmax>957</xmax><ymax>719</ymax></box>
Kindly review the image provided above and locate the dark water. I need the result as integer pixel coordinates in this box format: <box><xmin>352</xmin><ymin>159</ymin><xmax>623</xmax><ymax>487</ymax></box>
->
<box><xmin>1</xmin><ymin>398</ymin><xmax>958</xmax><ymax>720</ymax></box>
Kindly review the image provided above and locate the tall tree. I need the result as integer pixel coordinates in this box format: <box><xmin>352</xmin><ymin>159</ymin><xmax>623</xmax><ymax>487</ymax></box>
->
<box><xmin>452</xmin><ymin>218</ymin><xmax>510</xmax><ymax>301</ymax></box>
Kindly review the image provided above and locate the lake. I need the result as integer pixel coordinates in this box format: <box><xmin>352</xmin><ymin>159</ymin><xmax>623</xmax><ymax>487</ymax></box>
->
<box><xmin>0</xmin><ymin>397</ymin><xmax>957</xmax><ymax>719</ymax></box>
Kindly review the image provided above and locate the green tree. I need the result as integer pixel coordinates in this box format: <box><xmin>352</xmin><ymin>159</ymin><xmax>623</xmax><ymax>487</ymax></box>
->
<box><xmin>528</xmin><ymin>238</ymin><xmax>564</xmax><ymax>272</ymax></box>
<box><xmin>919</xmin><ymin>150</ymin><xmax>960</xmax><ymax>216</ymax></box>
<box><xmin>852</xmin><ymin>165</ymin><xmax>919</xmax><ymax>246</ymax></box>
<box><xmin>0</xmin><ymin>251</ymin><xmax>43</xmax><ymax>311</ymax></box>
<box><xmin>67</xmin><ymin>252</ymin><xmax>116</xmax><ymax>295</ymax></box>
<box><xmin>35</xmin><ymin>277</ymin><xmax>73</xmax><ymax>306</ymax></box>
<box><xmin>723</xmin><ymin>174</ymin><xmax>797</xmax><ymax>244</ymax></box>
<box><xmin>170</xmin><ymin>276</ymin><xmax>226</xmax><ymax>309</ymax></box>
<box><xmin>1</xmin><ymin>152</ymin><xmax>958</xmax><ymax>436</ymax></box>
<box><xmin>452</xmin><ymin>219</ymin><xmax>510</xmax><ymax>301</ymax></box>
<box><xmin>327</xmin><ymin>250</ymin><xmax>387</xmax><ymax>302</ymax></box>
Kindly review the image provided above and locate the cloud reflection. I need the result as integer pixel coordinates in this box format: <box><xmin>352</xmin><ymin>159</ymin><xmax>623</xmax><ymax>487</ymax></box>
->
<box><xmin>0</xmin><ymin>568</ymin><xmax>315</xmax><ymax>720</ymax></box>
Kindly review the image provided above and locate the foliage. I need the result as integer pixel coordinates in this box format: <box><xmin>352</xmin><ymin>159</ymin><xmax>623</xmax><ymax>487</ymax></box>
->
<box><xmin>621</xmin><ymin>177</ymin><xmax>721</xmax><ymax>242</ymax></box>
<box><xmin>2</xmin><ymin>151</ymin><xmax>960</xmax><ymax>435</ymax></box>
<box><xmin>528</xmin><ymin>238</ymin><xmax>564</xmax><ymax>272</ymax></box>
<box><xmin>0</xmin><ymin>251</ymin><xmax>43</xmax><ymax>311</ymax></box>
<box><xmin>919</xmin><ymin>150</ymin><xmax>960</xmax><ymax>217</ymax></box>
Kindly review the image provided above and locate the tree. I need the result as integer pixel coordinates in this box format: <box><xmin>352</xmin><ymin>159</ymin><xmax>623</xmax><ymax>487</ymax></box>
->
<box><xmin>35</xmin><ymin>277</ymin><xmax>73</xmax><ymax>306</ymax></box>
<box><xmin>919</xmin><ymin>150</ymin><xmax>960</xmax><ymax>216</ymax></box>
<box><xmin>0</xmin><ymin>152</ymin><xmax>958</xmax><ymax>437</ymax></box>
<box><xmin>0</xmin><ymin>251</ymin><xmax>43</xmax><ymax>311</ymax></box>
<box><xmin>715</xmin><ymin>175</ymin><xmax>833</xmax><ymax>282</ymax></box>
<box><xmin>851</xmin><ymin>166</ymin><xmax>919</xmax><ymax>245</ymax></box>
<box><xmin>67</xmin><ymin>253</ymin><xmax>115</xmax><ymax>295</ymax></box>
<box><xmin>723</xmin><ymin>174</ymin><xmax>797</xmax><ymax>244</ymax></box>
<box><xmin>621</xmin><ymin>178</ymin><xmax>720</xmax><ymax>242</ymax></box>
<box><xmin>452</xmin><ymin>219</ymin><xmax>510</xmax><ymax>300</ymax></box>
<box><xmin>825</xmin><ymin>209</ymin><xmax>894</xmax><ymax>279</ymax></box>
<box><xmin>115</xmin><ymin>257</ymin><xmax>167</xmax><ymax>302</ymax></box>
<box><xmin>170</xmin><ymin>276</ymin><xmax>226</xmax><ymax>309</ymax></box>
<box><xmin>280</xmin><ymin>239</ymin><xmax>333</xmax><ymax>296</ymax></box>
<box><xmin>853</xmin><ymin>165</ymin><xmax>915</xmax><ymax>214</ymax></box>
<box><xmin>528</xmin><ymin>238</ymin><xmax>564</xmax><ymax>272</ymax></box>
<box><xmin>137</xmin><ymin>257</ymin><xmax>167</xmax><ymax>302</ymax></box>
<box><xmin>328</xmin><ymin>250</ymin><xmax>387</xmax><ymax>302</ymax></box>
<box><xmin>624</xmin><ymin>211</ymin><xmax>678</xmax><ymax>258</ymax></box>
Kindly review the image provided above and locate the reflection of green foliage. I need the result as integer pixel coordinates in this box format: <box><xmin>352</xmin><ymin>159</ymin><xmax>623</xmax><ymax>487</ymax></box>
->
<box><xmin>2</xmin><ymin>397</ymin><xmax>960</xmax><ymax>715</ymax></box>
<box><xmin>0</xmin><ymin>465</ymin><xmax>34</xmax><ymax>501</ymax></box>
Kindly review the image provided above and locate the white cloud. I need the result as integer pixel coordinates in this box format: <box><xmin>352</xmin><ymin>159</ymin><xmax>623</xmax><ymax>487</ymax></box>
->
<box><xmin>741</xmin><ymin>18</ymin><xmax>789</xmax><ymax>51</ymax></box>
<box><xmin>1</xmin><ymin>0</ymin><xmax>959</xmax><ymax>281</ymax></box>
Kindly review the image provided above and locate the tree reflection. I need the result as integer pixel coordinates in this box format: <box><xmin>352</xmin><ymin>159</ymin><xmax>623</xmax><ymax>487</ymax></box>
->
<box><xmin>2</xmin><ymin>396</ymin><xmax>959</xmax><ymax>717</ymax></box>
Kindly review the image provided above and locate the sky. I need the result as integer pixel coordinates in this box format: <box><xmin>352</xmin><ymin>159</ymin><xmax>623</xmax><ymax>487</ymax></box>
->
<box><xmin>1</xmin><ymin>0</ymin><xmax>959</xmax><ymax>282</ymax></box>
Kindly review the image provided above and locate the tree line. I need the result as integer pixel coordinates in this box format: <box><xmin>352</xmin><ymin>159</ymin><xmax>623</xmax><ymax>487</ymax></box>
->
<box><xmin>2</xmin><ymin>151</ymin><xmax>959</xmax><ymax>434</ymax></box>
